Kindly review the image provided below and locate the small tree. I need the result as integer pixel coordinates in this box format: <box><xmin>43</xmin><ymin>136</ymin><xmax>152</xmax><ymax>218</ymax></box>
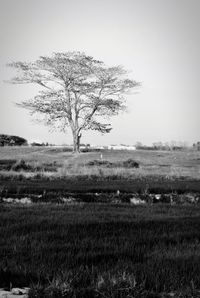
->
<box><xmin>8</xmin><ymin>52</ymin><xmax>139</xmax><ymax>153</ymax></box>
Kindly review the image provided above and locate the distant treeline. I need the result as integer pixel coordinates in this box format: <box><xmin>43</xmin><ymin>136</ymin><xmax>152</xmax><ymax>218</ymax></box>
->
<box><xmin>0</xmin><ymin>134</ymin><xmax>199</xmax><ymax>150</ymax></box>
<box><xmin>136</xmin><ymin>145</ymin><xmax>186</xmax><ymax>151</ymax></box>
<box><xmin>135</xmin><ymin>141</ymin><xmax>200</xmax><ymax>151</ymax></box>
<box><xmin>0</xmin><ymin>134</ymin><xmax>27</xmax><ymax>146</ymax></box>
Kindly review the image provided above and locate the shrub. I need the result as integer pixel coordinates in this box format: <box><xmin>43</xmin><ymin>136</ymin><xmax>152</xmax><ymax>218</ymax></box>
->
<box><xmin>87</xmin><ymin>160</ymin><xmax>113</xmax><ymax>167</ymax></box>
<box><xmin>0</xmin><ymin>159</ymin><xmax>16</xmax><ymax>170</ymax></box>
<box><xmin>11</xmin><ymin>159</ymin><xmax>32</xmax><ymax>171</ymax></box>
<box><xmin>122</xmin><ymin>159</ymin><xmax>139</xmax><ymax>168</ymax></box>
<box><xmin>87</xmin><ymin>159</ymin><xmax>140</xmax><ymax>168</ymax></box>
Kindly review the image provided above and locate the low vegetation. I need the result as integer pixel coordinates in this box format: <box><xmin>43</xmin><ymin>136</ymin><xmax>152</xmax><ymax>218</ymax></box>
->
<box><xmin>1</xmin><ymin>204</ymin><xmax>200</xmax><ymax>297</ymax></box>
<box><xmin>87</xmin><ymin>158</ymin><xmax>140</xmax><ymax>168</ymax></box>
<box><xmin>0</xmin><ymin>146</ymin><xmax>199</xmax><ymax>180</ymax></box>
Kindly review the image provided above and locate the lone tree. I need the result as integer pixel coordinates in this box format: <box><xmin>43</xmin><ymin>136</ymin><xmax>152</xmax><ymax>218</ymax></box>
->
<box><xmin>8</xmin><ymin>52</ymin><xmax>139</xmax><ymax>152</ymax></box>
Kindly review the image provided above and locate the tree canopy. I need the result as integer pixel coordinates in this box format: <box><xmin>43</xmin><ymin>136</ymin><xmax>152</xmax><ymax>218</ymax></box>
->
<box><xmin>0</xmin><ymin>134</ymin><xmax>27</xmax><ymax>146</ymax></box>
<box><xmin>8</xmin><ymin>52</ymin><xmax>140</xmax><ymax>152</ymax></box>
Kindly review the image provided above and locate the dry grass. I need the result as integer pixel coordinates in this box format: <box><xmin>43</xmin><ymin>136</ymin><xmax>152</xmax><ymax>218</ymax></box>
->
<box><xmin>56</xmin><ymin>149</ymin><xmax>200</xmax><ymax>179</ymax></box>
<box><xmin>0</xmin><ymin>147</ymin><xmax>200</xmax><ymax>180</ymax></box>
<box><xmin>0</xmin><ymin>146</ymin><xmax>73</xmax><ymax>163</ymax></box>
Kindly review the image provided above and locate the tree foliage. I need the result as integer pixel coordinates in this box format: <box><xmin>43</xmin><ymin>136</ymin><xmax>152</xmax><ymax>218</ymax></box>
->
<box><xmin>0</xmin><ymin>134</ymin><xmax>27</xmax><ymax>146</ymax></box>
<box><xmin>8</xmin><ymin>52</ymin><xmax>140</xmax><ymax>152</ymax></box>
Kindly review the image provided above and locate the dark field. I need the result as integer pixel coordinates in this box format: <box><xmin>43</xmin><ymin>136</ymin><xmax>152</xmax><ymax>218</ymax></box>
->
<box><xmin>1</xmin><ymin>204</ymin><xmax>200</xmax><ymax>297</ymax></box>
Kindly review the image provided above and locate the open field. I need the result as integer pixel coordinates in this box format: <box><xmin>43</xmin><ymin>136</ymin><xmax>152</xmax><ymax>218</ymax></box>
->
<box><xmin>0</xmin><ymin>146</ymin><xmax>200</xmax><ymax>179</ymax></box>
<box><xmin>1</xmin><ymin>204</ymin><xmax>200</xmax><ymax>297</ymax></box>
<box><xmin>0</xmin><ymin>147</ymin><xmax>200</xmax><ymax>195</ymax></box>
<box><xmin>1</xmin><ymin>147</ymin><xmax>200</xmax><ymax>297</ymax></box>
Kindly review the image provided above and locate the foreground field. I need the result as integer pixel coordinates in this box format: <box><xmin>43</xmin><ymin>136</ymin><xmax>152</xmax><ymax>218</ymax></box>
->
<box><xmin>1</xmin><ymin>147</ymin><xmax>200</xmax><ymax>297</ymax></box>
<box><xmin>1</xmin><ymin>204</ymin><xmax>200</xmax><ymax>297</ymax></box>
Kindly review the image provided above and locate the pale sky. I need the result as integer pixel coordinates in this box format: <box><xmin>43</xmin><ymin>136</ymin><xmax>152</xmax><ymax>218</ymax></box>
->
<box><xmin>0</xmin><ymin>0</ymin><xmax>199</xmax><ymax>145</ymax></box>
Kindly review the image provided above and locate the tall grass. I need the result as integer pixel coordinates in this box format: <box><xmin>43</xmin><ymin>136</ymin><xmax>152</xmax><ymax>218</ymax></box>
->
<box><xmin>1</xmin><ymin>204</ymin><xmax>200</xmax><ymax>297</ymax></box>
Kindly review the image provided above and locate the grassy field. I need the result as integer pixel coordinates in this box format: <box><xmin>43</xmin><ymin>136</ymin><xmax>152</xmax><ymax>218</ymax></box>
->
<box><xmin>1</xmin><ymin>204</ymin><xmax>200</xmax><ymax>297</ymax></box>
<box><xmin>0</xmin><ymin>146</ymin><xmax>200</xmax><ymax>196</ymax></box>
<box><xmin>1</xmin><ymin>147</ymin><xmax>200</xmax><ymax>297</ymax></box>
<box><xmin>0</xmin><ymin>146</ymin><xmax>200</xmax><ymax>180</ymax></box>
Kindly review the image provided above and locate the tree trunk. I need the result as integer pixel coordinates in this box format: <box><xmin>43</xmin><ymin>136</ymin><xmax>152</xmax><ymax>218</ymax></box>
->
<box><xmin>72</xmin><ymin>131</ymin><xmax>82</xmax><ymax>153</ymax></box>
